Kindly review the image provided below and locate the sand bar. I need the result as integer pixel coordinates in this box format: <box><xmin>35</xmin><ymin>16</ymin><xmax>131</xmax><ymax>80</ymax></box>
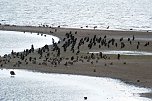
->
<box><xmin>0</xmin><ymin>24</ymin><xmax>152</xmax><ymax>98</ymax></box>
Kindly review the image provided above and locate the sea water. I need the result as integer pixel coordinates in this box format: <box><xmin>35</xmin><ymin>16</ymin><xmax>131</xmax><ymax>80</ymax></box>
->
<box><xmin>0</xmin><ymin>69</ymin><xmax>151</xmax><ymax>101</ymax></box>
<box><xmin>90</xmin><ymin>50</ymin><xmax>152</xmax><ymax>56</ymax></box>
<box><xmin>0</xmin><ymin>30</ymin><xmax>59</xmax><ymax>56</ymax></box>
<box><xmin>0</xmin><ymin>0</ymin><xmax>151</xmax><ymax>31</ymax></box>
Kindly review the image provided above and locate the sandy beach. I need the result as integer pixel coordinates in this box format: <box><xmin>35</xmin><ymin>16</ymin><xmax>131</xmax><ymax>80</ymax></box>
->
<box><xmin>0</xmin><ymin>24</ymin><xmax>152</xmax><ymax>98</ymax></box>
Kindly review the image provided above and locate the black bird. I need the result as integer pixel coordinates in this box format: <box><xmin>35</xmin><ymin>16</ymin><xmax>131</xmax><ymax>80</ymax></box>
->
<box><xmin>117</xmin><ymin>54</ymin><xmax>120</xmax><ymax>60</ymax></box>
<box><xmin>10</xmin><ymin>71</ymin><xmax>15</xmax><ymax>75</ymax></box>
<box><xmin>84</xmin><ymin>97</ymin><xmax>87</xmax><ymax>100</ymax></box>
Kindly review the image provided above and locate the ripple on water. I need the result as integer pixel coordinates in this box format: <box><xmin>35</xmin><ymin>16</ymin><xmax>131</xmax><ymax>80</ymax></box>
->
<box><xmin>0</xmin><ymin>0</ymin><xmax>152</xmax><ymax>30</ymax></box>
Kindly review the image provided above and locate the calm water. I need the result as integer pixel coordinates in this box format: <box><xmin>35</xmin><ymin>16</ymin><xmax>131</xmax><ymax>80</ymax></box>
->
<box><xmin>0</xmin><ymin>69</ymin><xmax>151</xmax><ymax>101</ymax></box>
<box><xmin>90</xmin><ymin>50</ymin><xmax>152</xmax><ymax>56</ymax></box>
<box><xmin>0</xmin><ymin>0</ymin><xmax>152</xmax><ymax>31</ymax></box>
<box><xmin>0</xmin><ymin>30</ymin><xmax>59</xmax><ymax>56</ymax></box>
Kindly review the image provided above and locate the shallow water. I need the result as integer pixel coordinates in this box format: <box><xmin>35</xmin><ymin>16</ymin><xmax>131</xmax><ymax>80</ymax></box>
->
<box><xmin>0</xmin><ymin>0</ymin><xmax>152</xmax><ymax>31</ymax></box>
<box><xmin>0</xmin><ymin>69</ymin><xmax>151</xmax><ymax>101</ymax></box>
<box><xmin>0</xmin><ymin>30</ymin><xmax>59</xmax><ymax>56</ymax></box>
<box><xmin>90</xmin><ymin>50</ymin><xmax>152</xmax><ymax>56</ymax></box>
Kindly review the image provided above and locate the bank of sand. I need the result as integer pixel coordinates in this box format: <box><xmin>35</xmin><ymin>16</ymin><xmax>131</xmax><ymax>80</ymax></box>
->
<box><xmin>0</xmin><ymin>24</ymin><xmax>152</xmax><ymax>98</ymax></box>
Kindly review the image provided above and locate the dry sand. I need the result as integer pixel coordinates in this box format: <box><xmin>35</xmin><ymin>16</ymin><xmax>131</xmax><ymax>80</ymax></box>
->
<box><xmin>0</xmin><ymin>24</ymin><xmax>152</xmax><ymax>98</ymax></box>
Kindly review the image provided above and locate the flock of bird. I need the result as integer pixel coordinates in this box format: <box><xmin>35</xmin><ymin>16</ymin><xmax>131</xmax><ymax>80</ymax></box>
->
<box><xmin>0</xmin><ymin>25</ymin><xmax>151</xmax><ymax>71</ymax></box>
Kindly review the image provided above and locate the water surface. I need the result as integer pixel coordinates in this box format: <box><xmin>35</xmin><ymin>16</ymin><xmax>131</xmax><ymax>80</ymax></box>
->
<box><xmin>90</xmin><ymin>50</ymin><xmax>152</xmax><ymax>56</ymax></box>
<box><xmin>0</xmin><ymin>0</ymin><xmax>151</xmax><ymax>31</ymax></box>
<box><xmin>0</xmin><ymin>69</ymin><xmax>151</xmax><ymax>101</ymax></box>
<box><xmin>0</xmin><ymin>30</ymin><xmax>59</xmax><ymax>56</ymax></box>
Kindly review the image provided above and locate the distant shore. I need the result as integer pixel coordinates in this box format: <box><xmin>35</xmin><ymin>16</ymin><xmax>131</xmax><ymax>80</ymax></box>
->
<box><xmin>0</xmin><ymin>24</ymin><xmax>152</xmax><ymax>99</ymax></box>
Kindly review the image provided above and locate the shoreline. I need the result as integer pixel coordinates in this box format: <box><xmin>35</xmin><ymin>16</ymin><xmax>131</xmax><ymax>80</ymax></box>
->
<box><xmin>0</xmin><ymin>24</ymin><xmax>152</xmax><ymax>99</ymax></box>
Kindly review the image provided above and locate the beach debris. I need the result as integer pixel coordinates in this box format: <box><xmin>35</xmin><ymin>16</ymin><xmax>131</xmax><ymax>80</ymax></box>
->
<box><xmin>10</xmin><ymin>71</ymin><xmax>15</xmax><ymax>75</ymax></box>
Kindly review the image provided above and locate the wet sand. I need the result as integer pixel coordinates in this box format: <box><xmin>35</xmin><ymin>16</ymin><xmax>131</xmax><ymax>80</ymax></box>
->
<box><xmin>0</xmin><ymin>24</ymin><xmax>152</xmax><ymax>98</ymax></box>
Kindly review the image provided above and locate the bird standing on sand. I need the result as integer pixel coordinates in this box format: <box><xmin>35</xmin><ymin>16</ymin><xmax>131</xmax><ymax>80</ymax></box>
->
<box><xmin>117</xmin><ymin>54</ymin><xmax>120</xmax><ymax>60</ymax></box>
<box><xmin>94</xmin><ymin>26</ymin><xmax>97</xmax><ymax>30</ymax></box>
<box><xmin>10</xmin><ymin>71</ymin><xmax>15</xmax><ymax>75</ymax></box>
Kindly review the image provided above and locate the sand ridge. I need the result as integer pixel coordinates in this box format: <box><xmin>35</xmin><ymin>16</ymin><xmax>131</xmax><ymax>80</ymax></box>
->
<box><xmin>0</xmin><ymin>24</ymin><xmax>152</xmax><ymax>91</ymax></box>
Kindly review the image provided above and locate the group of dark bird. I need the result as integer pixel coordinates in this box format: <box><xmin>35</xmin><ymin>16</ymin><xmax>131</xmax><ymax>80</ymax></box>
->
<box><xmin>0</xmin><ymin>29</ymin><xmax>151</xmax><ymax>69</ymax></box>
